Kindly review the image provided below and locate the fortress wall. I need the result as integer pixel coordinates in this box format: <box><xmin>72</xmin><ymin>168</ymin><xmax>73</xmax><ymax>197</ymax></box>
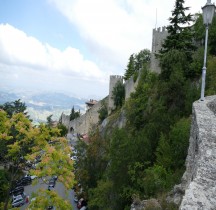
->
<box><xmin>62</xmin><ymin>97</ymin><xmax>109</xmax><ymax>135</ymax></box>
<box><xmin>150</xmin><ymin>26</ymin><xmax>168</xmax><ymax>73</ymax></box>
<box><xmin>125</xmin><ymin>73</ymin><xmax>140</xmax><ymax>100</ymax></box>
<box><xmin>62</xmin><ymin>26</ymin><xmax>168</xmax><ymax>135</ymax></box>
<box><xmin>60</xmin><ymin>113</ymin><xmax>70</xmax><ymax>129</ymax></box>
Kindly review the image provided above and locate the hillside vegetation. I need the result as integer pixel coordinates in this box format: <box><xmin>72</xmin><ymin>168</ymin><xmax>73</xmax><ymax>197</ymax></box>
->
<box><xmin>74</xmin><ymin>1</ymin><xmax>216</xmax><ymax>209</ymax></box>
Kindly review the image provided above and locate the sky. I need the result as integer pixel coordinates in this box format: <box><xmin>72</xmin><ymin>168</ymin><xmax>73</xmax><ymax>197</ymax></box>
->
<box><xmin>0</xmin><ymin>0</ymin><xmax>205</xmax><ymax>99</ymax></box>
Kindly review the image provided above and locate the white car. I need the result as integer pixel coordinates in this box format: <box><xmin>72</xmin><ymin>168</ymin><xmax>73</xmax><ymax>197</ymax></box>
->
<box><xmin>80</xmin><ymin>207</ymin><xmax>87</xmax><ymax>210</ymax></box>
<box><xmin>25</xmin><ymin>174</ymin><xmax>37</xmax><ymax>180</ymax></box>
<box><xmin>12</xmin><ymin>193</ymin><xmax>26</xmax><ymax>208</ymax></box>
<box><xmin>71</xmin><ymin>156</ymin><xmax>78</xmax><ymax>161</ymax></box>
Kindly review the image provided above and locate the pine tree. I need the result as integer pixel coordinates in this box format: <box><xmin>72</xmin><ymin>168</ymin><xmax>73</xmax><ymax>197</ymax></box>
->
<box><xmin>161</xmin><ymin>0</ymin><xmax>195</xmax><ymax>55</ymax></box>
<box><xmin>70</xmin><ymin>106</ymin><xmax>80</xmax><ymax>121</ymax></box>
<box><xmin>124</xmin><ymin>54</ymin><xmax>135</xmax><ymax>80</ymax></box>
<box><xmin>70</xmin><ymin>106</ymin><xmax>75</xmax><ymax>121</ymax></box>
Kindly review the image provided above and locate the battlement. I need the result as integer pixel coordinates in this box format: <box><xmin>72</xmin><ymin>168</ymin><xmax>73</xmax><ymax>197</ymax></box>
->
<box><xmin>153</xmin><ymin>26</ymin><xmax>167</xmax><ymax>33</ymax></box>
<box><xmin>110</xmin><ymin>75</ymin><xmax>124</xmax><ymax>79</ymax></box>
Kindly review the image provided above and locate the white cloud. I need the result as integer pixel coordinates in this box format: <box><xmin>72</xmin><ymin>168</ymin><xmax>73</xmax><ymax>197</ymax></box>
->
<box><xmin>0</xmin><ymin>0</ymin><xmax>206</xmax><ymax>98</ymax></box>
<box><xmin>49</xmin><ymin>0</ymin><xmax>204</xmax><ymax>73</ymax></box>
<box><xmin>0</xmin><ymin>23</ymin><xmax>106</xmax><ymax>81</ymax></box>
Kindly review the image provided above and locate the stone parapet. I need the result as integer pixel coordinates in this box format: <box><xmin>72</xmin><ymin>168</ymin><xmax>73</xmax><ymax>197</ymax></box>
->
<box><xmin>179</xmin><ymin>95</ymin><xmax>216</xmax><ymax>210</ymax></box>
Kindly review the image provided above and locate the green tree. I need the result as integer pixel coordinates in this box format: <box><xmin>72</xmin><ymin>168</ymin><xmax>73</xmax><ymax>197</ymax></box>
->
<box><xmin>124</xmin><ymin>49</ymin><xmax>151</xmax><ymax>81</ymax></box>
<box><xmin>70</xmin><ymin>106</ymin><xmax>80</xmax><ymax>121</ymax></box>
<box><xmin>169</xmin><ymin>117</ymin><xmax>190</xmax><ymax>169</ymax></box>
<box><xmin>143</xmin><ymin>165</ymin><xmax>172</xmax><ymax>197</ymax></box>
<box><xmin>134</xmin><ymin>49</ymin><xmax>151</xmax><ymax>72</ymax></box>
<box><xmin>124</xmin><ymin>54</ymin><xmax>135</xmax><ymax>80</ymax></box>
<box><xmin>0</xmin><ymin>99</ymin><xmax>28</xmax><ymax>118</ymax></box>
<box><xmin>112</xmin><ymin>80</ymin><xmax>125</xmax><ymax>108</ymax></box>
<box><xmin>206</xmin><ymin>56</ymin><xmax>216</xmax><ymax>95</ymax></box>
<box><xmin>0</xmin><ymin>110</ymin><xmax>75</xmax><ymax>209</ymax></box>
<box><xmin>57</xmin><ymin>123</ymin><xmax>68</xmax><ymax>137</ymax></box>
<box><xmin>47</xmin><ymin>114</ymin><xmax>54</xmax><ymax>127</ymax></box>
<box><xmin>88</xmin><ymin>179</ymin><xmax>113</xmax><ymax>210</ymax></box>
<box><xmin>0</xmin><ymin>170</ymin><xmax>10</xmax><ymax>203</ymax></box>
<box><xmin>98</xmin><ymin>99</ymin><xmax>108</xmax><ymax>122</ymax></box>
<box><xmin>75</xmin><ymin>131</ymin><xmax>108</xmax><ymax>191</ymax></box>
<box><xmin>160</xmin><ymin>0</ymin><xmax>195</xmax><ymax>55</ymax></box>
<box><xmin>125</xmin><ymin>66</ymin><xmax>159</xmax><ymax>130</ymax></box>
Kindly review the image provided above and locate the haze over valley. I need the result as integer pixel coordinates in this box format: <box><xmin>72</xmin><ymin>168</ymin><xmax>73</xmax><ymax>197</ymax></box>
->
<box><xmin>0</xmin><ymin>89</ymin><xmax>87</xmax><ymax>123</ymax></box>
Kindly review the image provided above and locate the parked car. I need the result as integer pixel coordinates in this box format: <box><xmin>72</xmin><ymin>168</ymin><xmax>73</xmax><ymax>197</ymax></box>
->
<box><xmin>47</xmin><ymin>206</ymin><xmax>56</xmax><ymax>210</ymax></box>
<box><xmin>25</xmin><ymin>174</ymin><xmax>37</xmax><ymax>180</ymax></box>
<box><xmin>52</xmin><ymin>175</ymin><xmax>58</xmax><ymax>181</ymax></box>
<box><xmin>71</xmin><ymin>156</ymin><xmax>78</xmax><ymax>161</ymax></box>
<box><xmin>74</xmin><ymin>194</ymin><xmax>78</xmax><ymax>203</ymax></box>
<box><xmin>12</xmin><ymin>193</ymin><xmax>26</xmax><ymax>208</ymax></box>
<box><xmin>12</xmin><ymin>192</ymin><xmax>26</xmax><ymax>201</ymax></box>
<box><xmin>12</xmin><ymin>180</ymin><xmax>23</xmax><ymax>189</ymax></box>
<box><xmin>10</xmin><ymin>186</ymin><xmax>24</xmax><ymax>196</ymax></box>
<box><xmin>20</xmin><ymin>176</ymin><xmax>32</xmax><ymax>185</ymax></box>
<box><xmin>48</xmin><ymin>178</ymin><xmax>56</xmax><ymax>190</ymax></box>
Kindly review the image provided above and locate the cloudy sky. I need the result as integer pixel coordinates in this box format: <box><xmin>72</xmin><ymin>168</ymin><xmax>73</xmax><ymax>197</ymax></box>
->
<box><xmin>0</xmin><ymin>0</ymin><xmax>205</xmax><ymax>99</ymax></box>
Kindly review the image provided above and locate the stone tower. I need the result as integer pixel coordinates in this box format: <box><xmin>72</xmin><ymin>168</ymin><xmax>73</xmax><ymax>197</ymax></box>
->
<box><xmin>108</xmin><ymin>75</ymin><xmax>124</xmax><ymax>114</ymax></box>
<box><xmin>150</xmin><ymin>26</ymin><xmax>168</xmax><ymax>73</ymax></box>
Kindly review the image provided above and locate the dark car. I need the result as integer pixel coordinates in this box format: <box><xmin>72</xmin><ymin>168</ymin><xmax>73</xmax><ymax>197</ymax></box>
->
<box><xmin>12</xmin><ymin>180</ymin><xmax>23</xmax><ymax>188</ymax></box>
<box><xmin>10</xmin><ymin>186</ymin><xmax>24</xmax><ymax>196</ymax></box>
<box><xmin>47</xmin><ymin>206</ymin><xmax>56</xmax><ymax>210</ymax></box>
<box><xmin>52</xmin><ymin>175</ymin><xmax>58</xmax><ymax>181</ymax></box>
<box><xmin>20</xmin><ymin>176</ymin><xmax>32</xmax><ymax>185</ymax></box>
<box><xmin>48</xmin><ymin>178</ymin><xmax>56</xmax><ymax>190</ymax></box>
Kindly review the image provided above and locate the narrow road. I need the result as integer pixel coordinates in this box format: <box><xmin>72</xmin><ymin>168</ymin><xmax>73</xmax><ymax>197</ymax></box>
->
<box><xmin>20</xmin><ymin>179</ymin><xmax>78</xmax><ymax>210</ymax></box>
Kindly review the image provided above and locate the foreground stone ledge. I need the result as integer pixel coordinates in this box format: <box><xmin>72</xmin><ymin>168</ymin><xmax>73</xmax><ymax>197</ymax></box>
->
<box><xmin>180</xmin><ymin>95</ymin><xmax>216</xmax><ymax>210</ymax></box>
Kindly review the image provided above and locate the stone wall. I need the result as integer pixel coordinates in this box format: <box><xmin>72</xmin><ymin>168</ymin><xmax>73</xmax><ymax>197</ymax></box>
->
<box><xmin>179</xmin><ymin>95</ymin><xmax>216</xmax><ymax>210</ymax></box>
<box><xmin>150</xmin><ymin>26</ymin><xmax>168</xmax><ymax>73</ymax></box>
<box><xmin>61</xmin><ymin>97</ymin><xmax>108</xmax><ymax>134</ymax></box>
<box><xmin>125</xmin><ymin>74</ymin><xmax>139</xmax><ymax>100</ymax></box>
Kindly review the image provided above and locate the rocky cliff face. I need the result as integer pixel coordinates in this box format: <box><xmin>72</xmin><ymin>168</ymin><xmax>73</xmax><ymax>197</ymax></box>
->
<box><xmin>179</xmin><ymin>95</ymin><xmax>216</xmax><ymax>210</ymax></box>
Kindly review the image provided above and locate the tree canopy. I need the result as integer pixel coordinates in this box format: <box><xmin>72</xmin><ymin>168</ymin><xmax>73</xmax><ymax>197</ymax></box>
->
<box><xmin>0</xmin><ymin>109</ymin><xmax>75</xmax><ymax>209</ymax></box>
<box><xmin>124</xmin><ymin>49</ymin><xmax>150</xmax><ymax>81</ymax></box>
<box><xmin>160</xmin><ymin>0</ymin><xmax>195</xmax><ymax>55</ymax></box>
<box><xmin>0</xmin><ymin>99</ymin><xmax>29</xmax><ymax>118</ymax></box>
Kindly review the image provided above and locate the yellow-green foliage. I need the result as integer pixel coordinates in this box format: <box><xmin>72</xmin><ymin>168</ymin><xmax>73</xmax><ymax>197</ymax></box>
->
<box><xmin>0</xmin><ymin>110</ymin><xmax>75</xmax><ymax>209</ymax></box>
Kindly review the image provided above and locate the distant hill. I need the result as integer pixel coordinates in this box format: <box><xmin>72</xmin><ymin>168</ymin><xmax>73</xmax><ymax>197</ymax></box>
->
<box><xmin>0</xmin><ymin>92</ymin><xmax>19</xmax><ymax>104</ymax></box>
<box><xmin>0</xmin><ymin>90</ymin><xmax>87</xmax><ymax>123</ymax></box>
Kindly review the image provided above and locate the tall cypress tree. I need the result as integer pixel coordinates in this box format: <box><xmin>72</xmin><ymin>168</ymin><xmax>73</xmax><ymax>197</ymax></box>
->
<box><xmin>161</xmin><ymin>0</ymin><xmax>195</xmax><ymax>55</ymax></box>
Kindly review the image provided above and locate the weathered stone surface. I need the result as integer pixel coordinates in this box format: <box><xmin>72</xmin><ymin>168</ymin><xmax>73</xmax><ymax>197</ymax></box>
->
<box><xmin>207</xmin><ymin>98</ymin><xmax>216</xmax><ymax>115</ymax></box>
<box><xmin>166</xmin><ymin>184</ymin><xmax>184</xmax><ymax>205</ymax></box>
<box><xmin>179</xmin><ymin>95</ymin><xmax>216</xmax><ymax>210</ymax></box>
<box><xmin>131</xmin><ymin>198</ymin><xmax>161</xmax><ymax>210</ymax></box>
